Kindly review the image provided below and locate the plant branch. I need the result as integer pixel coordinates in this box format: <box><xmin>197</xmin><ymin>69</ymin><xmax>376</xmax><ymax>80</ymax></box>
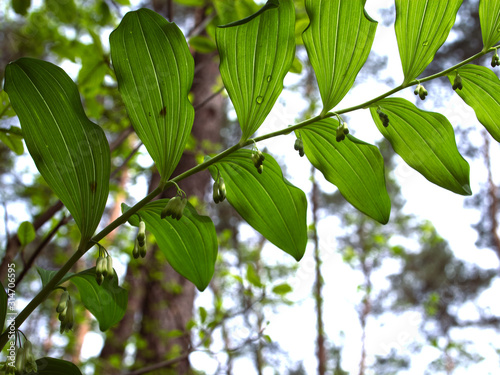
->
<box><xmin>1</xmin><ymin>44</ymin><xmax>497</xmax><ymax>351</ymax></box>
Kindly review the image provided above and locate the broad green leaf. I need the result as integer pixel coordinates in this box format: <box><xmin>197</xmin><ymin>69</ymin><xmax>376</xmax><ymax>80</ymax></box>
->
<box><xmin>209</xmin><ymin>150</ymin><xmax>307</xmax><ymax>261</ymax></box>
<box><xmin>370</xmin><ymin>98</ymin><xmax>471</xmax><ymax>195</ymax></box>
<box><xmin>128</xmin><ymin>200</ymin><xmax>218</xmax><ymax>291</ymax></box>
<box><xmin>110</xmin><ymin>9</ymin><xmax>195</xmax><ymax>182</ymax></box>
<box><xmin>479</xmin><ymin>0</ymin><xmax>500</xmax><ymax>50</ymax></box>
<box><xmin>70</xmin><ymin>268</ymin><xmax>128</xmax><ymax>331</ymax></box>
<box><xmin>37</xmin><ymin>267</ymin><xmax>127</xmax><ymax>331</ymax></box>
<box><xmin>34</xmin><ymin>357</ymin><xmax>82</xmax><ymax>375</ymax></box>
<box><xmin>302</xmin><ymin>0</ymin><xmax>378</xmax><ymax>114</ymax></box>
<box><xmin>395</xmin><ymin>0</ymin><xmax>463</xmax><ymax>84</ymax></box>
<box><xmin>17</xmin><ymin>221</ymin><xmax>36</xmax><ymax>246</ymax></box>
<box><xmin>0</xmin><ymin>282</ymin><xmax>7</xmax><ymax>332</ymax></box>
<box><xmin>4</xmin><ymin>58</ymin><xmax>110</xmax><ymax>244</ymax></box>
<box><xmin>299</xmin><ymin>119</ymin><xmax>391</xmax><ymax>224</ymax></box>
<box><xmin>36</xmin><ymin>267</ymin><xmax>75</xmax><ymax>288</ymax></box>
<box><xmin>216</xmin><ymin>0</ymin><xmax>295</xmax><ymax>141</ymax></box>
<box><xmin>448</xmin><ymin>66</ymin><xmax>500</xmax><ymax>142</ymax></box>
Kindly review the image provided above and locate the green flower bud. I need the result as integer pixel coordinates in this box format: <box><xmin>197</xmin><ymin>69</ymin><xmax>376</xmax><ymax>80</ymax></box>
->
<box><xmin>56</xmin><ymin>291</ymin><xmax>69</xmax><ymax>313</ymax></box>
<box><xmin>377</xmin><ymin>108</ymin><xmax>390</xmax><ymax>127</ymax></box>
<box><xmin>132</xmin><ymin>239</ymin><xmax>140</xmax><ymax>259</ymax></box>
<box><xmin>161</xmin><ymin>196</ymin><xmax>181</xmax><ymax>219</ymax></box>
<box><xmin>452</xmin><ymin>73</ymin><xmax>463</xmax><ymax>90</ymax></box>
<box><xmin>106</xmin><ymin>256</ymin><xmax>114</xmax><ymax>279</ymax></box>
<box><xmin>491</xmin><ymin>53</ymin><xmax>499</xmax><ymax>67</ymax></box>
<box><xmin>58</xmin><ymin>306</ymin><xmax>67</xmax><ymax>322</ymax></box>
<box><xmin>15</xmin><ymin>347</ymin><xmax>26</xmax><ymax>373</ymax></box>
<box><xmin>294</xmin><ymin>138</ymin><xmax>304</xmax><ymax>157</ymax></box>
<box><xmin>24</xmin><ymin>341</ymin><xmax>37</xmax><ymax>373</ymax></box>
<box><xmin>257</xmin><ymin>165</ymin><xmax>264</xmax><ymax>174</ymax></box>
<box><xmin>174</xmin><ymin>198</ymin><xmax>187</xmax><ymax>220</ymax></box>
<box><xmin>137</xmin><ymin>221</ymin><xmax>146</xmax><ymax>244</ymax></box>
<box><xmin>139</xmin><ymin>243</ymin><xmax>147</xmax><ymax>258</ymax></box>
<box><xmin>218</xmin><ymin>178</ymin><xmax>226</xmax><ymax>201</ymax></box>
<box><xmin>96</xmin><ymin>256</ymin><xmax>107</xmax><ymax>278</ymax></box>
<box><xmin>6</xmin><ymin>364</ymin><xmax>15</xmax><ymax>375</ymax></box>
<box><xmin>212</xmin><ymin>181</ymin><xmax>220</xmax><ymax>204</ymax></box>
<box><xmin>96</xmin><ymin>273</ymin><xmax>104</xmax><ymax>286</ymax></box>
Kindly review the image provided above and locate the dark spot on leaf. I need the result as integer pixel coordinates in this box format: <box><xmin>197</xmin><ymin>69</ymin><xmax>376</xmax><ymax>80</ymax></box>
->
<box><xmin>159</xmin><ymin>106</ymin><xmax>167</xmax><ymax>117</ymax></box>
<box><xmin>90</xmin><ymin>181</ymin><xmax>97</xmax><ymax>193</ymax></box>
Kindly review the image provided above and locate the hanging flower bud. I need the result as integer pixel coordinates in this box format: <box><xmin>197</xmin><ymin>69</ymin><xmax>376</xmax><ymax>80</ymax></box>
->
<box><xmin>257</xmin><ymin>165</ymin><xmax>264</xmax><ymax>174</ymax></box>
<box><xmin>175</xmin><ymin>198</ymin><xmax>187</xmax><ymax>220</ymax></box>
<box><xmin>218</xmin><ymin>178</ymin><xmax>226</xmax><ymax>201</ymax></box>
<box><xmin>24</xmin><ymin>340</ymin><xmax>37</xmax><ymax>373</ymax></box>
<box><xmin>132</xmin><ymin>239</ymin><xmax>140</xmax><ymax>259</ymax></box>
<box><xmin>336</xmin><ymin>122</ymin><xmax>348</xmax><ymax>142</ymax></box>
<box><xmin>376</xmin><ymin>108</ymin><xmax>390</xmax><ymax>127</ymax></box>
<box><xmin>294</xmin><ymin>138</ymin><xmax>305</xmax><ymax>157</ymax></box>
<box><xmin>139</xmin><ymin>242</ymin><xmax>147</xmax><ymax>258</ymax></box>
<box><xmin>96</xmin><ymin>256</ymin><xmax>106</xmax><ymax>280</ymax></box>
<box><xmin>252</xmin><ymin>150</ymin><xmax>265</xmax><ymax>173</ymax></box>
<box><xmin>212</xmin><ymin>180</ymin><xmax>221</xmax><ymax>203</ymax></box>
<box><xmin>6</xmin><ymin>364</ymin><xmax>15</xmax><ymax>375</ymax></box>
<box><xmin>56</xmin><ymin>291</ymin><xmax>69</xmax><ymax>313</ymax></box>
<box><xmin>15</xmin><ymin>347</ymin><xmax>26</xmax><ymax>373</ymax></box>
<box><xmin>137</xmin><ymin>221</ymin><xmax>146</xmax><ymax>245</ymax></box>
<box><xmin>161</xmin><ymin>196</ymin><xmax>181</xmax><ymax>219</ymax></box>
<box><xmin>106</xmin><ymin>256</ymin><xmax>114</xmax><ymax>280</ymax></box>
<box><xmin>60</xmin><ymin>297</ymin><xmax>74</xmax><ymax>334</ymax></box>
<box><xmin>414</xmin><ymin>83</ymin><xmax>428</xmax><ymax>100</ymax></box>
<box><xmin>452</xmin><ymin>72</ymin><xmax>463</xmax><ymax>90</ymax></box>
<box><xmin>491</xmin><ymin>52</ymin><xmax>500</xmax><ymax>67</ymax></box>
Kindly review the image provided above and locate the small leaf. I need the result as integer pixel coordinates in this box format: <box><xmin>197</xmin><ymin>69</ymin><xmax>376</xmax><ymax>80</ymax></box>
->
<box><xmin>0</xmin><ymin>282</ymin><xmax>7</xmax><ymax>332</ymax></box>
<box><xmin>0</xmin><ymin>91</ymin><xmax>17</xmax><ymax>118</ymax></box>
<box><xmin>199</xmin><ymin>306</ymin><xmax>207</xmax><ymax>324</ymax></box>
<box><xmin>0</xmin><ymin>131</ymin><xmax>24</xmax><ymax>155</ymax></box>
<box><xmin>11</xmin><ymin>0</ymin><xmax>31</xmax><ymax>16</ymax></box>
<box><xmin>35</xmin><ymin>357</ymin><xmax>82</xmax><ymax>375</ymax></box>
<box><xmin>370</xmin><ymin>98</ymin><xmax>471</xmax><ymax>195</ymax></box>
<box><xmin>216</xmin><ymin>0</ymin><xmax>295</xmax><ymax>141</ymax></box>
<box><xmin>4</xmin><ymin>58</ymin><xmax>110</xmax><ymax>244</ymax></box>
<box><xmin>479</xmin><ymin>0</ymin><xmax>500</xmax><ymax>50</ymax></box>
<box><xmin>209</xmin><ymin>150</ymin><xmax>307</xmax><ymax>261</ymax></box>
<box><xmin>395</xmin><ymin>0</ymin><xmax>463</xmax><ymax>84</ymax></box>
<box><xmin>302</xmin><ymin>0</ymin><xmax>378</xmax><ymax>114</ymax></box>
<box><xmin>213</xmin><ymin>0</ymin><xmax>260</xmax><ymax>25</ymax></box>
<box><xmin>130</xmin><ymin>200</ymin><xmax>218</xmax><ymax>291</ymax></box>
<box><xmin>110</xmin><ymin>9</ymin><xmax>195</xmax><ymax>182</ymax></box>
<box><xmin>70</xmin><ymin>268</ymin><xmax>128</xmax><ymax>331</ymax></box>
<box><xmin>217</xmin><ymin>0</ymin><xmax>279</xmax><ymax>28</ymax></box>
<box><xmin>300</xmin><ymin>120</ymin><xmax>391</xmax><ymax>224</ymax></box>
<box><xmin>36</xmin><ymin>267</ymin><xmax>75</xmax><ymax>288</ymax></box>
<box><xmin>289</xmin><ymin>56</ymin><xmax>303</xmax><ymax>74</ymax></box>
<box><xmin>17</xmin><ymin>221</ymin><xmax>36</xmax><ymax>246</ymax></box>
<box><xmin>448</xmin><ymin>65</ymin><xmax>500</xmax><ymax>142</ymax></box>
<box><xmin>272</xmin><ymin>283</ymin><xmax>292</xmax><ymax>295</ymax></box>
<box><xmin>246</xmin><ymin>263</ymin><xmax>262</xmax><ymax>287</ymax></box>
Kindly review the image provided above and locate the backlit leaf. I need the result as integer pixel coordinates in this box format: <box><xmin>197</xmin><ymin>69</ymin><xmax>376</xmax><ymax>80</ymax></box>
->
<box><xmin>216</xmin><ymin>0</ymin><xmax>295</xmax><ymax>141</ymax></box>
<box><xmin>209</xmin><ymin>150</ymin><xmax>307</xmax><ymax>261</ymax></box>
<box><xmin>110</xmin><ymin>9</ymin><xmax>195</xmax><ymax>182</ymax></box>
<box><xmin>479</xmin><ymin>0</ymin><xmax>500</xmax><ymax>50</ymax></box>
<box><xmin>35</xmin><ymin>357</ymin><xmax>82</xmax><ymax>375</ymax></box>
<box><xmin>4</xmin><ymin>58</ymin><xmax>110</xmax><ymax>244</ymax></box>
<box><xmin>302</xmin><ymin>0</ymin><xmax>378</xmax><ymax>114</ymax></box>
<box><xmin>395</xmin><ymin>0</ymin><xmax>463</xmax><ymax>84</ymax></box>
<box><xmin>300</xmin><ymin>119</ymin><xmax>390</xmax><ymax>224</ymax></box>
<box><xmin>448</xmin><ymin>65</ymin><xmax>500</xmax><ymax>142</ymax></box>
<box><xmin>370</xmin><ymin>98</ymin><xmax>471</xmax><ymax>195</ymax></box>
<box><xmin>17</xmin><ymin>221</ymin><xmax>36</xmax><ymax>246</ymax></box>
<box><xmin>126</xmin><ymin>200</ymin><xmax>218</xmax><ymax>291</ymax></box>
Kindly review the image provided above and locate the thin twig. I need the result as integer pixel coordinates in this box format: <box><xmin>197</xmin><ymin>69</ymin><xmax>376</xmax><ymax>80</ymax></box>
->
<box><xmin>121</xmin><ymin>352</ymin><xmax>190</xmax><ymax>375</ymax></box>
<box><xmin>194</xmin><ymin>86</ymin><xmax>225</xmax><ymax>110</ymax></box>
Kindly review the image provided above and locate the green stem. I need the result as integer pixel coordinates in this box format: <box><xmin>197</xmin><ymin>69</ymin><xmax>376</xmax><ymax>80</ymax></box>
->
<box><xmin>2</xmin><ymin>44</ymin><xmax>497</xmax><ymax>352</ymax></box>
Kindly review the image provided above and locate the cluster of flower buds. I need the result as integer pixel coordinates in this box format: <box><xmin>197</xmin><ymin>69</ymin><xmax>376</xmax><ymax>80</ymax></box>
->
<box><xmin>132</xmin><ymin>220</ymin><xmax>147</xmax><ymax>259</ymax></box>
<box><xmin>15</xmin><ymin>340</ymin><xmax>37</xmax><ymax>374</ymax></box>
<box><xmin>56</xmin><ymin>290</ymin><xmax>74</xmax><ymax>334</ymax></box>
<box><xmin>161</xmin><ymin>195</ymin><xmax>187</xmax><ymax>220</ymax></box>
<box><xmin>414</xmin><ymin>83</ymin><xmax>428</xmax><ymax>100</ymax></box>
<box><xmin>491</xmin><ymin>51</ymin><xmax>499</xmax><ymax>67</ymax></box>
<box><xmin>252</xmin><ymin>150</ymin><xmax>265</xmax><ymax>174</ymax></box>
<box><xmin>96</xmin><ymin>253</ymin><xmax>114</xmax><ymax>285</ymax></box>
<box><xmin>376</xmin><ymin>108</ymin><xmax>390</xmax><ymax>127</ymax></box>
<box><xmin>336</xmin><ymin>121</ymin><xmax>349</xmax><ymax>142</ymax></box>
<box><xmin>452</xmin><ymin>72</ymin><xmax>463</xmax><ymax>90</ymax></box>
<box><xmin>213</xmin><ymin>177</ymin><xmax>227</xmax><ymax>204</ymax></box>
<box><xmin>294</xmin><ymin>138</ymin><xmax>304</xmax><ymax>157</ymax></box>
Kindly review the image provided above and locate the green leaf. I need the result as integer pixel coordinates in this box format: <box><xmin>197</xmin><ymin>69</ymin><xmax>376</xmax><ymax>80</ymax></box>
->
<box><xmin>0</xmin><ymin>131</ymin><xmax>24</xmax><ymax>155</ymax></box>
<box><xmin>11</xmin><ymin>0</ymin><xmax>31</xmax><ymax>16</ymax></box>
<box><xmin>34</xmin><ymin>357</ymin><xmax>82</xmax><ymax>374</ymax></box>
<box><xmin>370</xmin><ymin>98</ymin><xmax>471</xmax><ymax>195</ymax></box>
<box><xmin>17</xmin><ymin>221</ymin><xmax>36</xmax><ymax>246</ymax></box>
<box><xmin>213</xmin><ymin>0</ymin><xmax>260</xmax><ymax>24</ymax></box>
<box><xmin>198</xmin><ymin>306</ymin><xmax>207</xmax><ymax>324</ymax></box>
<box><xmin>246</xmin><ymin>263</ymin><xmax>262</xmax><ymax>287</ymax></box>
<box><xmin>448</xmin><ymin>66</ymin><xmax>500</xmax><ymax>142</ymax></box>
<box><xmin>0</xmin><ymin>282</ymin><xmax>7</xmax><ymax>332</ymax></box>
<box><xmin>36</xmin><ymin>267</ymin><xmax>75</xmax><ymax>289</ymax></box>
<box><xmin>129</xmin><ymin>200</ymin><xmax>218</xmax><ymax>291</ymax></box>
<box><xmin>289</xmin><ymin>56</ymin><xmax>303</xmax><ymax>74</ymax></box>
<box><xmin>189</xmin><ymin>35</ymin><xmax>217</xmax><ymax>53</ymax></box>
<box><xmin>302</xmin><ymin>0</ymin><xmax>378</xmax><ymax>114</ymax></box>
<box><xmin>70</xmin><ymin>268</ymin><xmax>128</xmax><ymax>332</ymax></box>
<box><xmin>272</xmin><ymin>283</ymin><xmax>292</xmax><ymax>295</ymax></box>
<box><xmin>395</xmin><ymin>0</ymin><xmax>463</xmax><ymax>84</ymax></box>
<box><xmin>4</xmin><ymin>58</ymin><xmax>110</xmax><ymax>244</ymax></box>
<box><xmin>110</xmin><ymin>9</ymin><xmax>195</xmax><ymax>182</ymax></box>
<box><xmin>216</xmin><ymin>0</ymin><xmax>295</xmax><ymax>141</ymax></box>
<box><xmin>209</xmin><ymin>150</ymin><xmax>307</xmax><ymax>261</ymax></box>
<box><xmin>299</xmin><ymin>119</ymin><xmax>391</xmax><ymax>224</ymax></box>
<box><xmin>479</xmin><ymin>0</ymin><xmax>500</xmax><ymax>50</ymax></box>
<box><xmin>0</xmin><ymin>90</ymin><xmax>17</xmax><ymax>118</ymax></box>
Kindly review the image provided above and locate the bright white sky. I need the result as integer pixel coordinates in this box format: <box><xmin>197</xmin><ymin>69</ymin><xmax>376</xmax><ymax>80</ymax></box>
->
<box><xmin>3</xmin><ymin>0</ymin><xmax>500</xmax><ymax>374</ymax></box>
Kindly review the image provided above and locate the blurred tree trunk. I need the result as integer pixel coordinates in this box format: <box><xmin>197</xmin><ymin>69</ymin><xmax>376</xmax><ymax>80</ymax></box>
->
<box><xmin>99</xmin><ymin>5</ymin><xmax>223</xmax><ymax>374</ymax></box>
